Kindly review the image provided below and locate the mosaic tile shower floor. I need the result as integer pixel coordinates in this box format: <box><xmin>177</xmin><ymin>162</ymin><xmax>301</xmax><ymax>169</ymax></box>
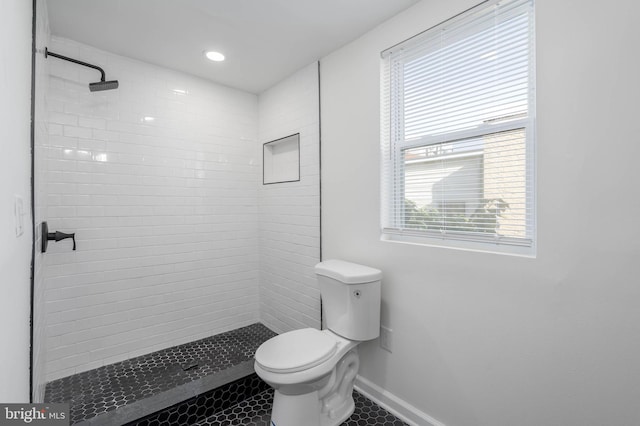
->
<box><xmin>45</xmin><ymin>323</ymin><xmax>276</xmax><ymax>425</ymax></box>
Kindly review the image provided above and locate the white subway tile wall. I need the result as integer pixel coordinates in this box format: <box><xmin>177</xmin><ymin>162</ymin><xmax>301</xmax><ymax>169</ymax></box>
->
<box><xmin>33</xmin><ymin>0</ymin><xmax>51</xmax><ymax>401</ymax></box>
<box><xmin>42</xmin><ymin>37</ymin><xmax>261</xmax><ymax>381</ymax></box>
<box><xmin>257</xmin><ymin>63</ymin><xmax>321</xmax><ymax>333</ymax></box>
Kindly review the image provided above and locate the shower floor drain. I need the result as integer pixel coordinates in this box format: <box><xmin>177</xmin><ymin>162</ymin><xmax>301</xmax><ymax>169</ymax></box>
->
<box><xmin>181</xmin><ymin>362</ymin><xmax>199</xmax><ymax>371</ymax></box>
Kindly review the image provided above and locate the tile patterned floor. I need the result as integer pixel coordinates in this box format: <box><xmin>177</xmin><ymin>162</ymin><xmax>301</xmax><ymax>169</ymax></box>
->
<box><xmin>126</xmin><ymin>374</ymin><xmax>270</xmax><ymax>426</ymax></box>
<box><xmin>44</xmin><ymin>323</ymin><xmax>276</xmax><ymax>425</ymax></box>
<box><xmin>196</xmin><ymin>389</ymin><xmax>409</xmax><ymax>426</ymax></box>
<box><xmin>44</xmin><ymin>323</ymin><xmax>408</xmax><ymax>426</ymax></box>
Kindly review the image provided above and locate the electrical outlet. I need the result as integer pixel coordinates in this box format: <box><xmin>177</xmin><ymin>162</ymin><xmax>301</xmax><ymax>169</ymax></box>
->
<box><xmin>380</xmin><ymin>325</ymin><xmax>393</xmax><ymax>353</ymax></box>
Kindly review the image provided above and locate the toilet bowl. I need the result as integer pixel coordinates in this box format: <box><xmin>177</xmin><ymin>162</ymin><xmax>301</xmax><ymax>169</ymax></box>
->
<box><xmin>254</xmin><ymin>260</ymin><xmax>382</xmax><ymax>426</ymax></box>
<box><xmin>255</xmin><ymin>328</ymin><xmax>360</xmax><ymax>426</ymax></box>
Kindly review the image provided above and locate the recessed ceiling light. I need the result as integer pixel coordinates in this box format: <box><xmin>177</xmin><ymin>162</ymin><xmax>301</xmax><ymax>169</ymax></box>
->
<box><xmin>205</xmin><ymin>51</ymin><xmax>225</xmax><ymax>62</ymax></box>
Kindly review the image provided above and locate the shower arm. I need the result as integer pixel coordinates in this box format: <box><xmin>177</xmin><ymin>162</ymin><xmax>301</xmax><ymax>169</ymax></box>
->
<box><xmin>44</xmin><ymin>47</ymin><xmax>106</xmax><ymax>82</ymax></box>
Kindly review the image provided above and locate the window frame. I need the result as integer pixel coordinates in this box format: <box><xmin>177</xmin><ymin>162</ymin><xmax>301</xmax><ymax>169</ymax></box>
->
<box><xmin>380</xmin><ymin>0</ymin><xmax>536</xmax><ymax>256</ymax></box>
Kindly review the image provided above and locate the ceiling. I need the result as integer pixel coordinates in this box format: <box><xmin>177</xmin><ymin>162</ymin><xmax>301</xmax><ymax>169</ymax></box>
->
<box><xmin>46</xmin><ymin>0</ymin><xmax>420</xmax><ymax>94</ymax></box>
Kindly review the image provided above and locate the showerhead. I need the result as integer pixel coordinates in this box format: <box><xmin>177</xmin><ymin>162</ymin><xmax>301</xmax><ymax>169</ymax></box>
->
<box><xmin>89</xmin><ymin>80</ymin><xmax>119</xmax><ymax>92</ymax></box>
<box><xmin>45</xmin><ymin>48</ymin><xmax>119</xmax><ymax>93</ymax></box>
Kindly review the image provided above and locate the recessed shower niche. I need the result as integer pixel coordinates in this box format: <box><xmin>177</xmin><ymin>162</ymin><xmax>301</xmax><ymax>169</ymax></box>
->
<box><xmin>263</xmin><ymin>133</ymin><xmax>300</xmax><ymax>184</ymax></box>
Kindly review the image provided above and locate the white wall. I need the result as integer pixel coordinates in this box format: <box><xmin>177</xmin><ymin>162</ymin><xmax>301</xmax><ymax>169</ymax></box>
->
<box><xmin>0</xmin><ymin>0</ymin><xmax>33</xmax><ymax>403</ymax></box>
<box><xmin>32</xmin><ymin>0</ymin><xmax>51</xmax><ymax>401</ymax></box>
<box><xmin>320</xmin><ymin>0</ymin><xmax>640</xmax><ymax>425</ymax></box>
<box><xmin>258</xmin><ymin>63</ymin><xmax>321</xmax><ymax>333</ymax></box>
<box><xmin>42</xmin><ymin>37</ymin><xmax>260</xmax><ymax>381</ymax></box>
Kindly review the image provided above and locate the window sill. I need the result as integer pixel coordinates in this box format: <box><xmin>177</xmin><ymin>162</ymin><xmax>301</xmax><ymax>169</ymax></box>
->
<box><xmin>381</xmin><ymin>229</ymin><xmax>536</xmax><ymax>258</ymax></box>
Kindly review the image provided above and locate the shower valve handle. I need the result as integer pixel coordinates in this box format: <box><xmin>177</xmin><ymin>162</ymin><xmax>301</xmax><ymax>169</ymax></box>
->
<box><xmin>47</xmin><ymin>231</ymin><xmax>76</xmax><ymax>250</ymax></box>
<box><xmin>48</xmin><ymin>231</ymin><xmax>76</xmax><ymax>250</ymax></box>
<box><xmin>41</xmin><ymin>222</ymin><xmax>76</xmax><ymax>252</ymax></box>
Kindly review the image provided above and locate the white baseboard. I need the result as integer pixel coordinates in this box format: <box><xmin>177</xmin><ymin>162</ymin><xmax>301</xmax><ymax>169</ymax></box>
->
<box><xmin>354</xmin><ymin>375</ymin><xmax>446</xmax><ymax>426</ymax></box>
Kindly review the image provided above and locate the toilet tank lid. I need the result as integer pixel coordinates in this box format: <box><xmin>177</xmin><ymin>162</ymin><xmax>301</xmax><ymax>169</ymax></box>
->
<box><xmin>315</xmin><ymin>259</ymin><xmax>382</xmax><ymax>284</ymax></box>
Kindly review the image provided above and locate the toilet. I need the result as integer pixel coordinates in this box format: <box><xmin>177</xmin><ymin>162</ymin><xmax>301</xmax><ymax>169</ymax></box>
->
<box><xmin>254</xmin><ymin>259</ymin><xmax>381</xmax><ymax>426</ymax></box>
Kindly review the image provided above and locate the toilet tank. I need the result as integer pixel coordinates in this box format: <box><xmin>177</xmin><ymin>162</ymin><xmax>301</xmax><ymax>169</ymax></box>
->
<box><xmin>315</xmin><ymin>259</ymin><xmax>381</xmax><ymax>341</ymax></box>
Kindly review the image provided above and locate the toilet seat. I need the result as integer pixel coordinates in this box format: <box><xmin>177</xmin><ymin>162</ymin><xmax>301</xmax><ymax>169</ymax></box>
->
<box><xmin>255</xmin><ymin>328</ymin><xmax>338</xmax><ymax>374</ymax></box>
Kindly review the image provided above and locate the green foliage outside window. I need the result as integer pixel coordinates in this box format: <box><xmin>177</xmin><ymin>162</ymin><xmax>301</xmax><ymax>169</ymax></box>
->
<box><xmin>404</xmin><ymin>198</ymin><xmax>510</xmax><ymax>234</ymax></box>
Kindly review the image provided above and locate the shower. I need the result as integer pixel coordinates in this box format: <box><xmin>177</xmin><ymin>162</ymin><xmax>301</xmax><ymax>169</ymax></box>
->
<box><xmin>44</xmin><ymin>47</ymin><xmax>119</xmax><ymax>91</ymax></box>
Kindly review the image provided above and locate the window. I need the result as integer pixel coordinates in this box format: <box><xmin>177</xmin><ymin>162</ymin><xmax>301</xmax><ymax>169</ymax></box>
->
<box><xmin>380</xmin><ymin>0</ymin><xmax>536</xmax><ymax>255</ymax></box>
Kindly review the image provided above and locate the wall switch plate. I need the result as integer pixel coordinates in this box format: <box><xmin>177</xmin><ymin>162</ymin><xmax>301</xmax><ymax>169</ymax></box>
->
<box><xmin>380</xmin><ymin>325</ymin><xmax>393</xmax><ymax>353</ymax></box>
<box><xmin>14</xmin><ymin>195</ymin><xmax>24</xmax><ymax>237</ymax></box>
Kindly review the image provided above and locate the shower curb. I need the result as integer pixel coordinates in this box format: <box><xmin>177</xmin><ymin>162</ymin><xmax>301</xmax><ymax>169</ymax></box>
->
<box><xmin>76</xmin><ymin>361</ymin><xmax>255</xmax><ymax>426</ymax></box>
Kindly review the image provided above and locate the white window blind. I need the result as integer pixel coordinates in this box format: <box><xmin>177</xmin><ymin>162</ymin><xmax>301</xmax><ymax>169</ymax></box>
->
<box><xmin>380</xmin><ymin>0</ymin><xmax>536</xmax><ymax>255</ymax></box>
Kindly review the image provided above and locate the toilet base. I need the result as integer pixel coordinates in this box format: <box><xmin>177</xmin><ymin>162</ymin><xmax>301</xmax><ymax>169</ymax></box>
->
<box><xmin>268</xmin><ymin>348</ymin><xmax>359</xmax><ymax>426</ymax></box>
<box><xmin>270</xmin><ymin>390</ymin><xmax>322</xmax><ymax>426</ymax></box>
<box><xmin>269</xmin><ymin>389</ymin><xmax>355</xmax><ymax>426</ymax></box>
